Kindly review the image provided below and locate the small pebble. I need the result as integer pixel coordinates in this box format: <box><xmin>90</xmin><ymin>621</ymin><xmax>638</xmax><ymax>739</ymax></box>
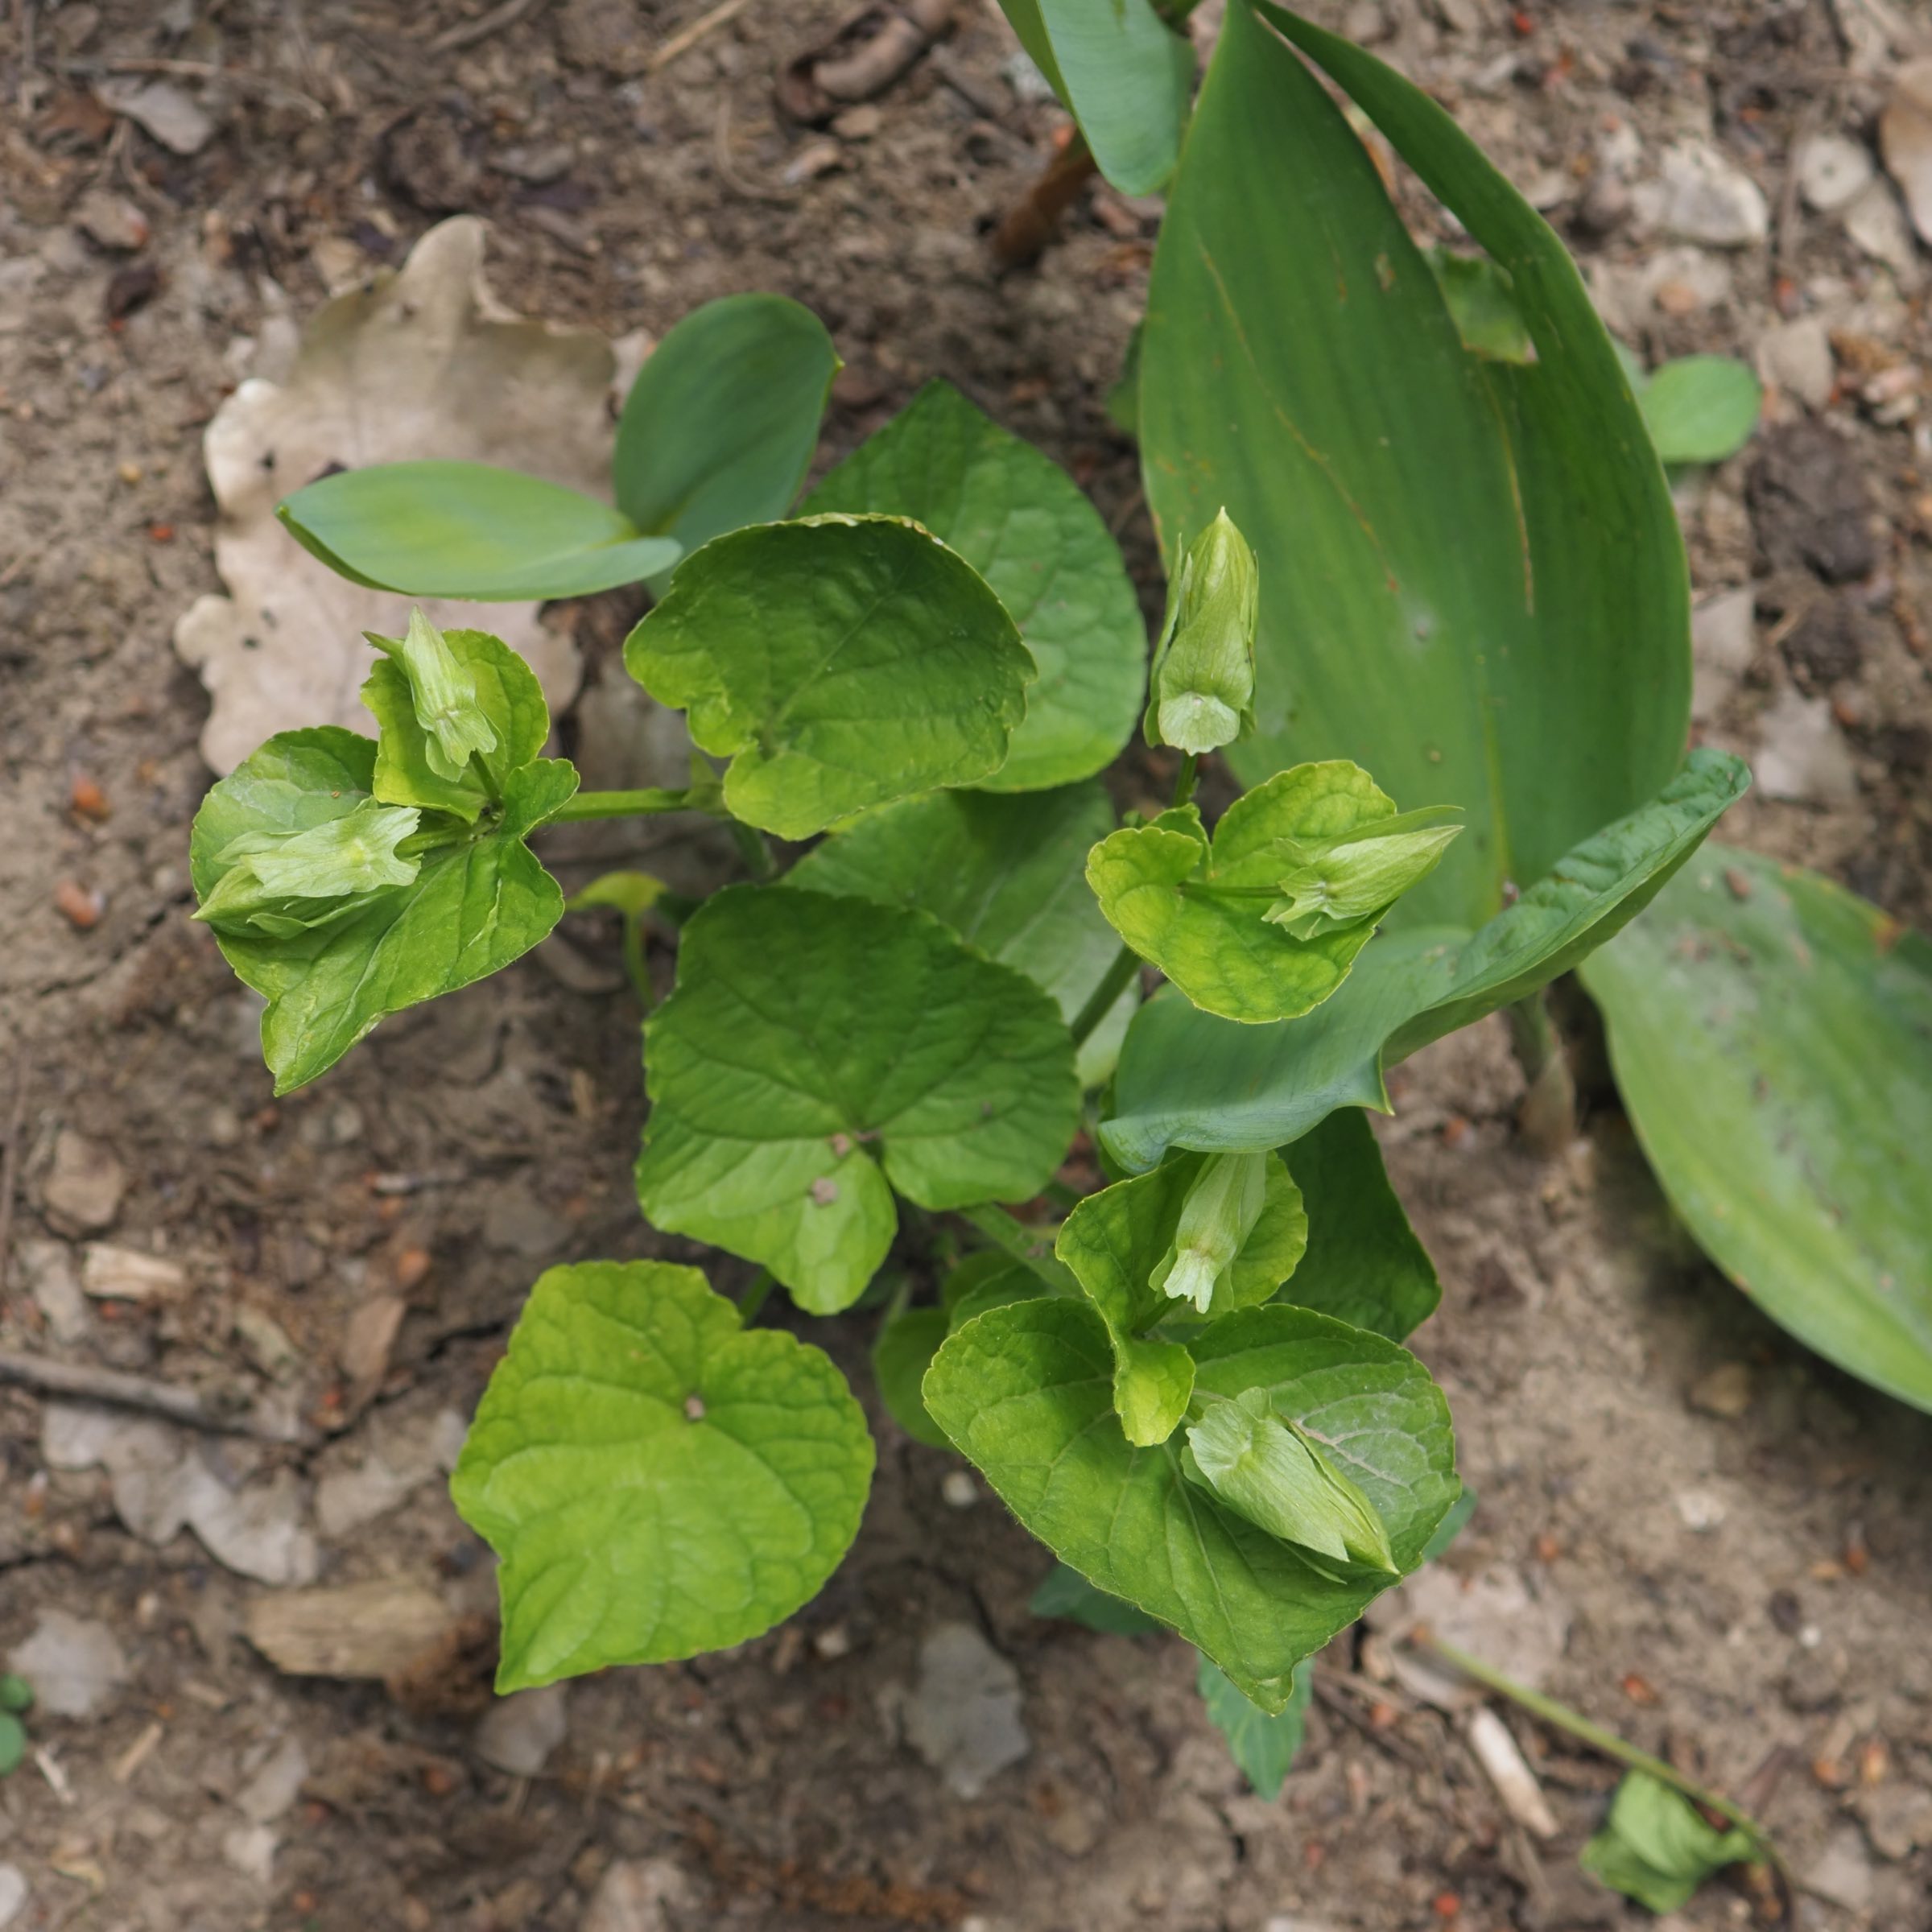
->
<box><xmin>1688</xmin><ymin>1361</ymin><xmax>1753</xmax><ymax>1418</ymax></box>
<box><xmin>941</xmin><ymin>1471</ymin><xmax>978</xmax><ymax>1509</ymax></box>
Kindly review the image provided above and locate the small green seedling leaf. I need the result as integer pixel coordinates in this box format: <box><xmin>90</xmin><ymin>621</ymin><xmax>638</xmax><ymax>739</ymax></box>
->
<box><xmin>1056</xmin><ymin>1151</ymin><xmax>1306</xmax><ymax>1443</ymax></box>
<box><xmin>1186</xmin><ymin>1387</ymin><xmax>1397</xmax><ymax>1572</ymax></box>
<box><xmin>1637</xmin><ymin>355</ymin><xmax>1763</xmax><ymax>467</ymax></box>
<box><xmin>566</xmin><ymin>871</ymin><xmax>667</xmax><ymax>919</ymax></box>
<box><xmin>613</xmin><ymin>293</ymin><xmax>839</xmax><ymax>570</ymax></box>
<box><xmin>1579</xmin><ymin>1772</ymin><xmax>1761</xmax><ymax>1913</ymax></box>
<box><xmin>803</xmin><ymin>381</ymin><xmax>1146</xmax><ymax>792</ymax></box>
<box><xmin>1197</xmin><ymin>1653</ymin><xmax>1311</xmax><ymax>1799</ymax></box>
<box><xmin>1264</xmin><ymin>807</ymin><xmax>1463</xmax><ymax>939</ymax></box>
<box><xmin>1030</xmin><ymin>1563</ymin><xmax>1165</xmax><ymax>1635</ymax></box>
<box><xmin>0</xmin><ymin>1675</ymin><xmax>32</xmax><ymax>1716</ymax></box>
<box><xmin>1088</xmin><ymin>761</ymin><xmax>1451</xmax><ymax>1024</ymax></box>
<box><xmin>278</xmin><ymin>460</ymin><xmax>681</xmax><ymax>600</ymax></box>
<box><xmin>452</xmin><ymin>1261</ymin><xmax>874</xmax><ymax>1691</ymax></box>
<box><xmin>1155</xmin><ymin>1152</ymin><xmax>1272</xmax><ymax>1315</ymax></box>
<box><xmin>624</xmin><ymin>515</ymin><xmax>1035</xmax><ymax>840</ymax></box>
<box><xmin>191</xmin><ymin>726</ymin><xmax>576</xmax><ymax>1093</ymax></box>
<box><xmin>1144</xmin><ymin>508</ymin><xmax>1259</xmax><ymax>757</ymax></box>
<box><xmin>785</xmin><ymin>781</ymin><xmax>1136</xmax><ymax>1087</ymax></box>
<box><xmin>634</xmin><ymin>887</ymin><xmax>1079</xmax><ymax>1315</ymax></box>
<box><xmin>923</xmin><ymin>1298</ymin><xmax>1457</xmax><ymax>1710</ymax></box>
<box><xmin>0</xmin><ymin>1713</ymin><xmax>23</xmax><ymax>1777</ymax></box>
<box><xmin>872</xmin><ymin>1304</ymin><xmax>952</xmax><ymax>1448</ymax></box>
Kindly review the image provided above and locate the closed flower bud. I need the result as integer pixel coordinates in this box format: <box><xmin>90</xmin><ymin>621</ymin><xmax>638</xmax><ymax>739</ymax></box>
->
<box><xmin>195</xmin><ymin>799</ymin><xmax>421</xmax><ymax>939</ymax></box>
<box><xmin>1145</xmin><ymin>508</ymin><xmax>1259</xmax><ymax>757</ymax></box>
<box><xmin>1264</xmin><ymin>806</ymin><xmax>1462</xmax><ymax>939</ymax></box>
<box><xmin>365</xmin><ymin>608</ymin><xmax>497</xmax><ymax>782</ymax></box>
<box><xmin>1154</xmin><ymin>1151</ymin><xmax>1268</xmax><ymax>1313</ymax></box>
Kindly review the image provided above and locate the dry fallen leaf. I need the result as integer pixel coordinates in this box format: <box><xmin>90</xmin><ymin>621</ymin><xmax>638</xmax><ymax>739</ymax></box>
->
<box><xmin>1881</xmin><ymin>60</ymin><xmax>1932</xmax><ymax>247</ymax></box>
<box><xmin>175</xmin><ymin>218</ymin><xmax>618</xmax><ymax>775</ymax></box>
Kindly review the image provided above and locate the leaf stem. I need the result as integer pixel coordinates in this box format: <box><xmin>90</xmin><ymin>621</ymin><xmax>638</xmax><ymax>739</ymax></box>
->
<box><xmin>729</xmin><ymin>819</ymin><xmax>776</xmax><ymax>881</ymax></box>
<box><xmin>1171</xmin><ymin>751</ymin><xmax>1199</xmax><ymax>807</ymax></box>
<box><xmin>1070</xmin><ymin>945</ymin><xmax>1140</xmax><ymax>1048</ymax></box>
<box><xmin>956</xmin><ymin>1203</ymin><xmax>1080</xmax><ymax>1296</ymax></box>
<box><xmin>736</xmin><ymin>1268</ymin><xmax>774</xmax><ymax>1324</ymax></box>
<box><xmin>549</xmin><ymin>786</ymin><xmax>695</xmax><ymax>823</ymax></box>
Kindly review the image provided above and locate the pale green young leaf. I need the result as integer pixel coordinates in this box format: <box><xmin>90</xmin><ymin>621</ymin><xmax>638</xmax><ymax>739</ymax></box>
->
<box><xmin>624</xmin><ymin>516</ymin><xmax>1034</xmax><ymax>840</ymax></box>
<box><xmin>1579</xmin><ymin>1773</ymin><xmax>1761</xmax><ymax>1913</ymax></box>
<box><xmin>191</xmin><ymin>729</ymin><xmax>577</xmax><ymax>1093</ymax></box>
<box><xmin>1197</xmin><ymin>1653</ymin><xmax>1311</xmax><ymax>1799</ymax></box>
<box><xmin>1088</xmin><ymin>761</ymin><xmax>1436</xmax><ymax>1024</ymax></box>
<box><xmin>634</xmin><ymin>887</ymin><xmax>1079</xmax><ymax>1315</ymax></box>
<box><xmin>451</xmin><ymin>1261</ymin><xmax>873</xmax><ymax>1691</ymax></box>
<box><xmin>1638</xmin><ymin>356</ymin><xmax>1762</xmax><ymax>467</ymax></box>
<box><xmin>1143</xmin><ymin>509</ymin><xmax>1258</xmax><ymax>757</ymax></box>
<box><xmin>785</xmin><ymin>782</ymin><xmax>1135</xmax><ymax>1086</ymax></box>
<box><xmin>922</xmin><ymin>1298</ymin><xmax>1456</xmax><ymax>1711</ymax></box>
<box><xmin>872</xmin><ymin>1304</ymin><xmax>952</xmax><ymax>1448</ymax></box>
<box><xmin>566</xmin><ymin>871</ymin><xmax>667</xmax><ymax>918</ymax></box>
<box><xmin>802</xmin><ymin>382</ymin><xmax>1146</xmax><ymax>792</ymax></box>
<box><xmin>1100</xmin><ymin>750</ymin><xmax>1750</xmax><ymax>1170</ymax></box>
<box><xmin>361</xmin><ymin>625</ymin><xmax>550</xmax><ymax>823</ymax></box>
<box><xmin>613</xmin><ymin>294</ymin><xmax>839</xmax><ymax>571</ymax></box>
<box><xmin>277</xmin><ymin>460</ymin><xmax>681</xmax><ymax>600</ymax></box>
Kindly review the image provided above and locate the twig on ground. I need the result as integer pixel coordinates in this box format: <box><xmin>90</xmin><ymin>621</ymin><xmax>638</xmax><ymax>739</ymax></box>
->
<box><xmin>1310</xmin><ymin>1674</ymin><xmax>1435</xmax><ymax>1775</ymax></box>
<box><xmin>650</xmin><ymin>0</ymin><xmax>761</xmax><ymax>74</ymax></box>
<box><xmin>56</xmin><ymin>56</ymin><xmax>328</xmax><ymax>119</ymax></box>
<box><xmin>713</xmin><ymin>91</ymin><xmax>801</xmax><ymax>205</ymax></box>
<box><xmin>428</xmin><ymin>0</ymin><xmax>549</xmax><ymax>54</ymax></box>
<box><xmin>0</xmin><ymin>1348</ymin><xmax>312</xmax><ymax>1444</ymax></box>
<box><xmin>992</xmin><ymin>131</ymin><xmax>1099</xmax><ymax>269</ymax></box>
<box><xmin>0</xmin><ymin>1049</ymin><xmax>31</xmax><ymax>1303</ymax></box>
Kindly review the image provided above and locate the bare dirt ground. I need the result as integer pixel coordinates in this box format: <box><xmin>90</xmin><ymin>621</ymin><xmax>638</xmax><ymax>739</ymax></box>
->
<box><xmin>2</xmin><ymin>2</ymin><xmax>1931</xmax><ymax>1929</ymax></box>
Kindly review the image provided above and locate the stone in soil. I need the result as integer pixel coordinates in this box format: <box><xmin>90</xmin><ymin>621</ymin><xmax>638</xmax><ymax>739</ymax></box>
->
<box><xmin>41</xmin><ymin>1129</ymin><xmax>126</xmax><ymax>1233</ymax></box>
<box><xmin>8</xmin><ymin>1608</ymin><xmax>129</xmax><ymax>1718</ymax></box>
<box><xmin>475</xmin><ymin>1683</ymin><xmax>572</xmax><ymax>1777</ymax></box>
<box><xmin>580</xmin><ymin>1857</ymin><xmax>699</xmax><ymax>1932</ymax></box>
<box><xmin>1756</xmin><ymin>316</ymin><xmax>1835</xmax><ymax>413</ymax></box>
<box><xmin>0</xmin><ymin>1866</ymin><xmax>24</xmax><ymax>1930</ymax></box>
<box><xmin>1754</xmin><ymin>689</ymin><xmax>1860</xmax><ymax>806</ymax></box>
<box><xmin>901</xmin><ymin>1622</ymin><xmax>1030</xmax><ymax>1798</ymax></box>
<box><xmin>1796</xmin><ymin>132</ymin><xmax>1874</xmax><ymax>214</ymax></box>
<box><xmin>1649</xmin><ymin>140</ymin><xmax>1769</xmax><ymax>248</ymax></box>
<box><xmin>1747</xmin><ymin>422</ymin><xmax>1876</xmax><ymax>583</ymax></box>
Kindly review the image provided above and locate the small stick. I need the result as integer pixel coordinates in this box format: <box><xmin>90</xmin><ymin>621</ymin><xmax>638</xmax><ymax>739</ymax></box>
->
<box><xmin>649</xmin><ymin>0</ymin><xmax>760</xmax><ymax>74</ymax></box>
<box><xmin>55</xmin><ymin>55</ymin><xmax>328</xmax><ymax>118</ymax></box>
<box><xmin>0</xmin><ymin>1050</ymin><xmax>30</xmax><ymax>1303</ymax></box>
<box><xmin>992</xmin><ymin>130</ymin><xmax>1099</xmax><ymax>269</ymax></box>
<box><xmin>0</xmin><ymin>1348</ymin><xmax>310</xmax><ymax>1444</ymax></box>
<box><xmin>427</xmin><ymin>0</ymin><xmax>549</xmax><ymax>54</ymax></box>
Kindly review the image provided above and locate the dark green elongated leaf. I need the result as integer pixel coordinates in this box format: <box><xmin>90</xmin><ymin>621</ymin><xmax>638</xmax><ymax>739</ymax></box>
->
<box><xmin>1141</xmin><ymin>0</ymin><xmax>1689</xmax><ymax>928</ymax></box>
<box><xmin>1638</xmin><ymin>355</ymin><xmax>1762</xmax><ymax>466</ymax></box>
<box><xmin>1581</xmin><ymin>847</ymin><xmax>1932</xmax><ymax>1413</ymax></box>
<box><xmin>1030</xmin><ymin>1562</ymin><xmax>1165</xmax><ymax>1635</ymax></box>
<box><xmin>613</xmin><ymin>294</ymin><xmax>839</xmax><ymax>567</ymax></box>
<box><xmin>802</xmin><ymin>382</ymin><xmax>1146</xmax><ymax>792</ymax></box>
<box><xmin>278</xmin><ymin>460</ymin><xmax>681</xmax><ymax>601</ymax></box>
<box><xmin>624</xmin><ymin>516</ymin><xmax>1034</xmax><ymax>840</ymax></box>
<box><xmin>1100</xmin><ymin>751</ymin><xmax>1748</xmax><ymax>1170</ymax></box>
<box><xmin>1278</xmin><ymin>1108</ymin><xmax>1439</xmax><ymax>1340</ymax></box>
<box><xmin>452</xmin><ymin>1261</ymin><xmax>873</xmax><ymax>1690</ymax></box>
<box><xmin>784</xmin><ymin>782</ymin><xmax>1134</xmax><ymax>1084</ymax></box>
<box><xmin>997</xmin><ymin>0</ymin><xmax>1195</xmax><ymax>196</ymax></box>
<box><xmin>191</xmin><ymin>729</ymin><xmax>576</xmax><ymax>1094</ymax></box>
<box><xmin>1197</xmin><ymin>1653</ymin><xmax>1311</xmax><ymax>1799</ymax></box>
<box><xmin>923</xmin><ymin>1298</ymin><xmax>1456</xmax><ymax>1710</ymax></box>
<box><xmin>634</xmin><ymin>887</ymin><xmax>1079</xmax><ymax>1316</ymax></box>
<box><xmin>1418</xmin><ymin>1484</ymin><xmax>1476</xmax><ymax>1563</ymax></box>
<box><xmin>872</xmin><ymin>1304</ymin><xmax>952</xmax><ymax>1447</ymax></box>
<box><xmin>1579</xmin><ymin>1773</ymin><xmax>1761</xmax><ymax>1913</ymax></box>
<box><xmin>943</xmin><ymin>1250</ymin><xmax>1057</xmax><ymax>1328</ymax></box>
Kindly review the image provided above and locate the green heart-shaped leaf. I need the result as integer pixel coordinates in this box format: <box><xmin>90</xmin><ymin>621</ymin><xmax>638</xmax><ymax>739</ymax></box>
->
<box><xmin>784</xmin><ymin>780</ymin><xmax>1135</xmax><ymax>1085</ymax></box>
<box><xmin>923</xmin><ymin>1298</ymin><xmax>1456</xmax><ymax>1710</ymax></box>
<box><xmin>452</xmin><ymin>1261</ymin><xmax>874</xmax><ymax>1690</ymax></box>
<box><xmin>278</xmin><ymin>460</ymin><xmax>681</xmax><ymax>601</ymax></box>
<box><xmin>871</xmin><ymin>1304</ymin><xmax>952</xmax><ymax>1448</ymax></box>
<box><xmin>1089</xmin><ymin>762</ymin><xmax>1446</xmax><ymax>1024</ymax></box>
<box><xmin>1197</xmin><ymin>1653</ymin><xmax>1311</xmax><ymax>1799</ymax></box>
<box><xmin>614</xmin><ymin>293</ymin><xmax>839</xmax><ymax>570</ymax></box>
<box><xmin>634</xmin><ymin>887</ymin><xmax>1079</xmax><ymax>1315</ymax></box>
<box><xmin>1637</xmin><ymin>355</ymin><xmax>1763</xmax><ymax>467</ymax></box>
<box><xmin>802</xmin><ymin>382</ymin><xmax>1146</xmax><ymax>791</ymax></box>
<box><xmin>624</xmin><ymin>515</ymin><xmax>1035</xmax><ymax>840</ymax></box>
<box><xmin>1100</xmin><ymin>749</ymin><xmax>1749</xmax><ymax>1169</ymax></box>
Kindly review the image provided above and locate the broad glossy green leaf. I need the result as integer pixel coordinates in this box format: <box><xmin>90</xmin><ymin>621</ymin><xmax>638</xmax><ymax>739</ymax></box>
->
<box><xmin>624</xmin><ymin>516</ymin><xmax>1034</xmax><ymax>840</ymax></box>
<box><xmin>362</xmin><ymin>625</ymin><xmax>550</xmax><ymax>824</ymax></box>
<box><xmin>1197</xmin><ymin>1653</ymin><xmax>1311</xmax><ymax>1799</ymax></box>
<box><xmin>1100</xmin><ymin>750</ymin><xmax>1748</xmax><ymax>1169</ymax></box>
<box><xmin>452</xmin><ymin>1261</ymin><xmax>873</xmax><ymax>1690</ymax></box>
<box><xmin>1638</xmin><ymin>355</ymin><xmax>1763</xmax><ymax>466</ymax></box>
<box><xmin>634</xmin><ymin>887</ymin><xmax>1079</xmax><ymax>1315</ymax></box>
<box><xmin>1089</xmin><ymin>762</ymin><xmax>1444</xmax><ymax>1023</ymax></box>
<box><xmin>997</xmin><ymin>0</ymin><xmax>1195</xmax><ymax>197</ymax></box>
<box><xmin>614</xmin><ymin>294</ymin><xmax>839</xmax><ymax>567</ymax></box>
<box><xmin>1141</xmin><ymin>0</ymin><xmax>1689</xmax><ymax>927</ymax></box>
<box><xmin>1030</xmin><ymin>1562</ymin><xmax>1164</xmax><ymax>1635</ymax></box>
<box><xmin>785</xmin><ymin>782</ymin><xmax>1134</xmax><ymax>1085</ymax></box>
<box><xmin>1278</xmin><ymin>1108</ymin><xmax>1439</xmax><ymax>1340</ymax></box>
<box><xmin>923</xmin><ymin>1298</ymin><xmax>1456</xmax><ymax>1709</ymax></box>
<box><xmin>872</xmin><ymin>1304</ymin><xmax>952</xmax><ymax>1448</ymax></box>
<box><xmin>1581</xmin><ymin>847</ymin><xmax>1932</xmax><ymax>1413</ymax></box>
<box><xmin>1579</xmin><ymin>1773</ymin><xmax>1760</xmax><ymax>1913</ymax></box>
<box><xmin>278</xmin><ymin>460</ymin><xmax>681</xmax><ymax>600</ymax></box>
<box><xmin>191</xmin><ymin>729</ymin><xmax>576</xmax><ymax>1094</ymax></box>
<box><xmin>803</xmin><ymin>382</ymin><xmax>1145</xmax><ymax>791</ymax></box>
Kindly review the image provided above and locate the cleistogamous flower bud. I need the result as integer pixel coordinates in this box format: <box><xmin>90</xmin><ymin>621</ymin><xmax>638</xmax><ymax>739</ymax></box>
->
<box><xmin>365</xmin><ymin>608</ymin><xmax>498</xmax><ymax>782</ymax></box>
<box><xmin>194</xmin><ymin>798</ymin><xmax>421</xmax><ymax>939</ymax></box>
<box><xmin>1144</xmin><ymin>508</ymin><xmax>1259</xmax><ymax>757</ymax></box>
<box><xmin>1263</xmin><ymin>806</ymin><xmax>1463</xmax><ymax>940</ymax></box>
<box><xmin>1153</xmin><ymin>1151</ymin><xmax>1269</xmax><ymax>1313</ymax></box>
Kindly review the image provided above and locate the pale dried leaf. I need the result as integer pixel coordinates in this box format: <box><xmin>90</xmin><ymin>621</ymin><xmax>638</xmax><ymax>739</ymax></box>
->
<box><xmin>244</xmin><ymin>1580</ymin><xmax>457</xmax><ymax>1678</ymax></box>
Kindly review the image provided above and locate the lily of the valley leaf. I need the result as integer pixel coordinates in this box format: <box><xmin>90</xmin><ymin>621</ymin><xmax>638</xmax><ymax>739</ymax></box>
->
<box><xmin>193</xmin><ymin>797</ymin><xmax>422</xmax><ymax>939</ymax></box>
<box><xmin>365</xmin><ymin>608</ymin><xmax>499</xmax><ymax>782</ymax></box>
<box><xmin>1186</xmin><ymin>1386</ymin><xmax>1397</xmax><ymax>1573</ymax></box>
<box><xmin>1144</xmin><ymin>508</ymin><xmax>1259</xmax><ymax>757</ymax></box>
<box><xmin>1265</xmin><ymin>806</ymin><xmax>1463</xmax><ymax>940</ymax></box>
<box><xmin>1155</xmin><ymin>1151</ymin><xmax>1269</xmax><ymax>1313</ymax></box>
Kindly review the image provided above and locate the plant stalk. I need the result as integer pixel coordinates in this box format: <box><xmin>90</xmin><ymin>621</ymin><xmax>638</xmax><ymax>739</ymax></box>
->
<box><xmin>729</xmin><ymin>819</ymin><xmax>776</xmax><ymax>881</ymax></box>
<box><xmin>549</xmin><ymin>786</ymin><xmax>695</xmax><ymax>823</ymax></box>
<box><xmin>956</xmin><ymin>1203</ymin><xmax>1079</xmax><ymax>1295</ymax></box>
<box><xmin>1505</xmin><ymin>989</ymin><xmax>1577</xmax><ymax>1156</ymax></box>
<box><xmin>1070</xmin><ymin>945</ymin><xmax>1139</xmax><ymax>1048</ymax></box>
<box><xmin>737</xmin><ymin>1268</ymin><xmax>774</xmax><ymax>1324</ymax></box>
<box><xmin>1171</xmin><ymin>751</ymin><xmax>1199</xmax><ymax>807</ymax></box>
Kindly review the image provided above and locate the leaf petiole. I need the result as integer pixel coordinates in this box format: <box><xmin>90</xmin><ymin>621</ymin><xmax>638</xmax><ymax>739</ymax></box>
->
<box><xmin>547</xmin><ymin>786</ymin><xmax>699</xmax><ymax>823</ymax></box>
<box><xmin>1070</xmin><ymin>944</ymin><xmax>1141</xmax><ymax>1048</ymax></box>
<box><xmin>956</xmin><ymin>1202</ymin><xmax>1080</xmax><ymax>1296</ymax></box>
